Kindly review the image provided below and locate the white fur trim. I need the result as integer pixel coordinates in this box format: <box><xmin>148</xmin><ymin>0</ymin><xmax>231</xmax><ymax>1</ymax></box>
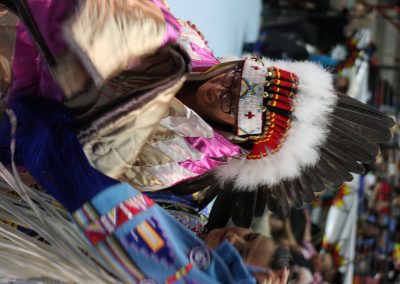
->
<box><xmin>216</xmin><ymin>59</ymin><xmax>337</xmax><ymax>190</ymax></box>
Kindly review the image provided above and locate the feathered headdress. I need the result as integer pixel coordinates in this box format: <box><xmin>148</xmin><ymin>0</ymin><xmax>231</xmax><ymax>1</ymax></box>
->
<box><xmin>207</xmin><ymin>57</ymin><xmax>394</xmax><ymax>227</ymax></box>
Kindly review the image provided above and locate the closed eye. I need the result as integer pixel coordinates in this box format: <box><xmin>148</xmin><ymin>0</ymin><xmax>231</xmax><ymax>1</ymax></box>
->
<box><xmin>245</xmin><ymin>233</ymin><xmax>259</xmax><ymax>242</ymax></box>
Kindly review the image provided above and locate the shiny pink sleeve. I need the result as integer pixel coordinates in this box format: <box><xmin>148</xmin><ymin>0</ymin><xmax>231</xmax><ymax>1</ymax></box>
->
<box><xmin>9</xmin><ymin>0</ymin><xmax>76</xmax><ymax>105</ymax></box>
<box><xmin>151</xmin><ymin>0</ymin><xmax>181</xmax><ymax>45</ymax></box>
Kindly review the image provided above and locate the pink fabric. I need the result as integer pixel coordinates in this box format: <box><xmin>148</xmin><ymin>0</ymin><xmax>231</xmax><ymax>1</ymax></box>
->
<box><xmin>179</xmin><ymin>157</ymin><xmax>226</xmax><ymax>175</ymax></box>
<box><xmin>9</xmin><ymin>23</ymin><xmax>64</xmax><ymax>105</ymax></box>
<box><xmin>301</xmin><ymin>241</ymin><xmax>317</xmax><ymax>260</ymax></box>
<box><xmin>190</xmin><ymin>42</ymin><xmax>220</xmax><ymax>72</ymax></box>
<box><xmin>151</xmin><ymin>0</ymin><xmax>181</xmax><ymax>45</ymax></box>
<box><xmin>179</xmin><ymin>131</ymin><xmax>241</xmax><ymax>175</ymax></box>
<box><xmin>9</xmin><ymin>0</ymin><xmax>75</xmax><ymax>105</ymax></box>
<box><xmin>312</xmin><ymin>272</ymin><xmax>323</xmax><ymax>284</ymax></box>
<box><xmin>10</xmin><ymin>0</ymin><xmax>179</xmax><ymax>106</ymax></box>
<box><xmin>22</xmin><ymin>0</ymin><xmax>75</xmax><ymax>56</ymax></box>
<box><xmin>185</xmin><ymin>131</ymin><xmax>241</xmax><ymax>158</ymax></box>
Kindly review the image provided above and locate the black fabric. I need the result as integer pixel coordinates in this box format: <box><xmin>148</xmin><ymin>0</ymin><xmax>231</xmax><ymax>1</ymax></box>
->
<box><xmin>289</xmin><ymin>208</ymin><xmax>306</xmax><ymax>244</ymax></box>
<box><xmin>290</xmin><ymin>249</ymin><xmax>313</xmax><ymax>272</ymax></box>
<box><xmin>0</xmin><ymin>0</ymin><xmax>18</xmax><ymax>14</ymax></box>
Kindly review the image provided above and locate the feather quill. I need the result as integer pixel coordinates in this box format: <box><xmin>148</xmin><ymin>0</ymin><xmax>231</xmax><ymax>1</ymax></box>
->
<box><xmin>0</xmin><ymin>164</ymin><xmax>118</xmax><ymax>283</ymax></box>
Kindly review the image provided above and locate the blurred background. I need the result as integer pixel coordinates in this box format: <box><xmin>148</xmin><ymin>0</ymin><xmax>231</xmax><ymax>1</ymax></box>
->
<box><xmin>169</xmin><ymin>0</ymin><xmax>400</xmax><ymax>283</ymax></box>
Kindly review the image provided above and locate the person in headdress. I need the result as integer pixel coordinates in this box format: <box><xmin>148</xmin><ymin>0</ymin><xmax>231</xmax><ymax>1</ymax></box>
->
<box><xmin>113</xmin><ymin>19</ymin><xmax>394</xmax><ymax>230</ymax></box>
<box><xmin>2</xmin><ymin>1</ymin><xmax>392</xmax><ymax>216</ymax></box>
<box><xmin>0</xmin><ymin>0</ymin><xmax>394</xmax><ymax>282</ymax></box>
<box><xmin>0</xmin><ymin>1</ymin><xmax>294</xmax><ymax>283</ymax></box>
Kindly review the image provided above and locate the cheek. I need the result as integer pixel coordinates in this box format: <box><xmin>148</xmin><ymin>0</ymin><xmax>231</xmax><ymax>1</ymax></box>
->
<box><xmin>216</xmin><ymin>112</ymin><xmax>236</xmax><ymax>126</ymax></box>
<box><xmin>196</xmin><ymin>94</ymin><xmax>235</xmax><ymax>126</ymax></box>
<box><xmin>196</xmin><ymin>83</ymin><xmax>207</xmax><ymax>98</ymax></box>
<box><xmin>195</xmin><ymin>84</ymin><xmax>213</xmax><ymax>109</ymax></box>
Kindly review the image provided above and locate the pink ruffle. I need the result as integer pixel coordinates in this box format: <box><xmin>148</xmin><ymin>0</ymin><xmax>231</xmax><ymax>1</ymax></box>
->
<box><xmin>179</xmin><ymin>131</ymin><xmax>241</xmax><ymax>175</ymax></box>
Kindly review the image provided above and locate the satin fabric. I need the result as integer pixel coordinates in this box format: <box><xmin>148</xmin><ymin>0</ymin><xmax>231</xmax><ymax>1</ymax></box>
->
<box><xmin>9</xmin><ymin>0</ymin><xmax>75</xmax><ymax>105</ymax></box>
<box><xmin>7</xmin><ymin>0</ymin><xmax>239</xmax><ymax>193</ymax></box>
<box><xmin>116</xmin><ymin>100</ymin><xmax>240</xmax><ymax>191</ymax></box>
<box><xmin>8</xmin><ymin>0</ymin><xmax>180</xmax><ymax>103</ymax></box>
<box><xmin>177</xmin><ymin>19</ymin><xmax>220</xmax><ymax>72</ymax></box>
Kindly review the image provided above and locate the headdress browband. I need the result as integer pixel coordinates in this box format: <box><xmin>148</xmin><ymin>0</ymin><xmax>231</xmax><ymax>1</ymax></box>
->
<box><xmin>237</xmin><ymin>57</ymin><xmax>299</xmax><ymax>159</ymax></box>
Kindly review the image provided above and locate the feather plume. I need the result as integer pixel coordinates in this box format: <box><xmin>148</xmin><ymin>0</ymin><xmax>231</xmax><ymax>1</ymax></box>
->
<box><xmin>216</xmin><ymin>59</ymin><xmax>337</xmax><ymax>189</ymax></box>
<box><xmin>0</xmin><ymin>99</ymin><xmax>121</xmax><ymax>281</ymax></box>
<box><xmin>231</xmin><ymin>191</ymin><xmax>256</xmax><ymax>227</ymax></box>
<box><xmin>215</xmin><ymin>59</ymin><xmax>393</xmax><ymax>192</ymax></box>
<box><xmin>0</xmin><ymin>163</ymin><xmax>118</xmax><ymax>283</ymax></box>
<box><xmin>210</xmin><ymin>59</ymin><xmax>394</xmax><ymax>222</ymax></box>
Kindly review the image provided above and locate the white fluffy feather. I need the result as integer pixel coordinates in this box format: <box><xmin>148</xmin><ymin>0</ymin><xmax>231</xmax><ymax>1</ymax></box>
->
<box><xmin>216</xmin><ymin>59</ymin><xmax>337</xmax><ymax>190</ymax></box>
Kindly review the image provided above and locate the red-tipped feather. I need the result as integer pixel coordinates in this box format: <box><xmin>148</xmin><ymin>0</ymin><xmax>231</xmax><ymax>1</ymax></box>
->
<box><xmin>269</xmin><ymin>79</ymin><xmax>298</xmax><ymax>90</ymax></box>
<box><xmin>269</xmin><ymin>94</ymin><xmax>293</xmax><ymax>104</ymax></box>
<box><xmin>268</xmin><ymin>86</ymin><xmax>296</xmax><ymax>96</ymax></box>
<box><xmin>268</xmin><ymin>112</ymin><xmax>291</xmax><ymax>124</ymax></box>
<box><xmin>268</xmin><ymin>100</ymin><xmax>293</xmax><ymax>111</ymax></box>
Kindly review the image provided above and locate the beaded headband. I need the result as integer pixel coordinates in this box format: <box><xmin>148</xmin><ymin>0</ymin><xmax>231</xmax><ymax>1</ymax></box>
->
<box><xmin>237</xmin><ymin>57</ymin><xmax>299</xmax><ymax>159</ymax></box>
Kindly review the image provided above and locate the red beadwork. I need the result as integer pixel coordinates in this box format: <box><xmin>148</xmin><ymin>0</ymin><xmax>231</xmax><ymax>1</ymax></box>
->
<box><xmin>248</xmin><ymin>141</ymin><xmax>267</xmax><ymax>159</ymax></box>
<box><xmin>246</xmin><ymin>66</ymin><xmax>297</xmax><ymax>160</ymax></box>
<box><xmin>268</xmin><ymin>112</ymin><xmax>291</xmax><ymax>124</ymax></box>
<box><xmin>270</xmin><ymin>79</ymin><xmax>298</xmax><ymax>90</ymax></box>
<box><xmin>269</xmin><ymin>66</ymin><xmax>298</xmax><ymax>79</ymax></box>
<box><xmin>270</xmin><ymin>131</ymin><xmax>284</xmax><ymax>142</ymax></box>
<box><xmin>270</xmin><ymin>118</ymin><xmax>290</xmax><ymax>130</ymax></box>
<box><xmin>268</xmin><ymin>123</ymin><xmax>286</xmax><ymax>136</ymax></box>
<box><xmin>266</xmin><ymin>138</ymin><xmax>280</xmax><ymax>150</ymax></box>
<box><xmin>267</xmin><ymin>100</ymin><xmax>293</xmax><ymax>111</ymax></box>
<box><xmin>269</xmin><ymin>86</ymin><xmax>296</xmax><ymax>96</ymax></box>
<box><xmin>165</xmin><ymin>263</ymin><xmax>194</xmax><ymax>283</ymax></box>
<box><xmin>245</xmin><ymin>111</ymin><xmax>255</xmax><ymax>119</ymax></box>
<box><xmin>270</xmin><ymin>94</ymin><xmax>293</xmax><ymax>104</ymax></box>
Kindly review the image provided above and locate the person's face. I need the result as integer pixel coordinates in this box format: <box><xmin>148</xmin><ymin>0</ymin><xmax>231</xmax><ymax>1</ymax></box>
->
<box><xmin>312</xmin><ymin>252</ymin><xmax>333</xmax><ymax>273</ymax></box>
<box><xmin>352</xmin><ymin>3</ymin><xmax>367</xmax><ymax>18</ymax></box>
<box><xmin>194</xmin><ymin>67</ymin><xmax>241</xmax><ymax>126</ymax></box>
<box><xmin>205</xmin><ymin>227</ymin><xmax>289</xmax><ymax>284</ymax></box>
<box><xmin>320</xmin><ymin>253</ymin><xmax>334</xmax><ymax>272</ymax></box>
